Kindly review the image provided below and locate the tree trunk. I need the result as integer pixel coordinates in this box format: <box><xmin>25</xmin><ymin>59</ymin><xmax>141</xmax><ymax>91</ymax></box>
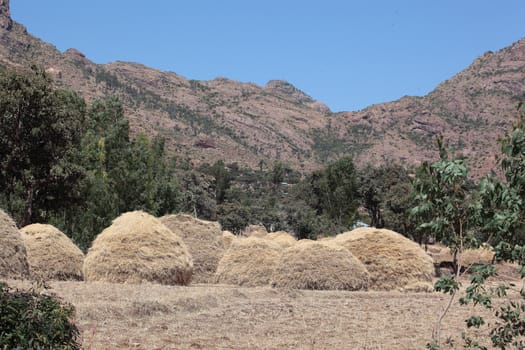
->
<box><xmin>22</xmin><ymin>182</ymin><xmax>34</xmax><ymax>227</ymax></box>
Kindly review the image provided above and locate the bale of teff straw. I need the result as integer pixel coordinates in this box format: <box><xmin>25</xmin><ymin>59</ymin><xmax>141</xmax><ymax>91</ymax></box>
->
<box><xmin>426</xmin><ymin>244</ymin><xmax>453</xmax><ymax>265</ymax></box>
<box><xmin>427</xmin><ymin>244</ymin><xmax>494</xmax><ymax>271</ymax></box>
<box><xmin>20</xmin><ymin>224</ymin><xmax>84</xmax><ymax>281</ymax></box>
<box><xmin>242</xmin><ymin>224</ymin><xmax>268</xmax><ymax>237</ymax></box>
<box><xmin>332</xmin><ymin>228</ymin><xmax>434</xmax><ymax>291</ymax></box>
<box><xmin>461</xmin><ymin>245</ymin><xmax>494</xmax><ymax>268</ymax></box>
<box><xmin>84</xmin><ymin>211</ymin><xmax>193</xmax><ymax>285</ymax></box>
<box><xmin>222</xmin><ymin>231</ymin><xmax>236</xmax><ymax>250</ymax></box>
<box><xmin>160</xmin><ymin>214</ymin><xmax>225</xmax><ymax>283</ymax></box>
<box><xmin>0</xmin><ymin>209</ymin><xmax>29</xmax><ymax>279</ymax></box>
<box><xmin>214</xmin><ymin>236</ymin><xmax>283</xmax><ymax>287</ymax></box>
<box><xmin>264</xmin><ymin>231</ymin><xmax>297</xmax><ymax>248</ymax></box>
<box><xmin>271</xmin><ymin>240</ymin><xmax>370</xmax><ymax>290</ymax></box>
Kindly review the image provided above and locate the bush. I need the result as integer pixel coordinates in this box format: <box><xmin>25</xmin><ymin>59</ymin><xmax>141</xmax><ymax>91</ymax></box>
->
<box><xmin>0</xmin><ymin>282</ymin><xmax>80</xmax><ymax>349</ymax></box>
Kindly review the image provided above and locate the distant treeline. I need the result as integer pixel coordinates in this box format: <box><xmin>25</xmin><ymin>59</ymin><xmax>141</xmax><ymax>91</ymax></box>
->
<box><xmin>0</xmin><ymin>67</ymin><xmax>415</xmax><ymax>251</ymax></box>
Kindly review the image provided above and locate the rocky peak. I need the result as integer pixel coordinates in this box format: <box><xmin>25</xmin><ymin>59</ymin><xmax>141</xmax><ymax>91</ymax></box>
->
<box><xmin>64</xmin><ymin>48</ymin><xmax>91</xmax><ymax>66</ymax></box>
<box><xmin>264</xmin><ymin>80</ymin><xmax>331</xmax><ymax>113</ymax></box>
<box><xmin>264</xmin><ymin>79</ymin><xmax>314</xmax><ymax>104</ymax></box>
<box><xmin>0</xmin><ymin>0</ymin><xmax>12</xmax><ymax>30</ymax></box>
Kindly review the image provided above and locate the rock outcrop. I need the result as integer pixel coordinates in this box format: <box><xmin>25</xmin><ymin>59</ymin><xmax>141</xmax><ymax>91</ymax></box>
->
<box><xmin>0</xmin><ymin>0</ymin><xmax>12</xmax><ymax>30</ymax></box>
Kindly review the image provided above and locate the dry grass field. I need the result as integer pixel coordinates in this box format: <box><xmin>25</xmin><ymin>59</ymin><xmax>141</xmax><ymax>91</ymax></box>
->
<box><xmin>7</xmin><ymin>274</ymin><xmax>523</xmax><ymax>350</ymax></box>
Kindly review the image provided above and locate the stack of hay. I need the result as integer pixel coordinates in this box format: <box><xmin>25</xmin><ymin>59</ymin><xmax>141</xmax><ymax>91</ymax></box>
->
<box><xmin>242</xmin><ymin>224</ymin><xmax>268</xmax><ymax>237</ymax></box>
<box><xmin>427</xmin><ymin>243</ymin><xmax>494</xmax><ymax>272</ymax></box>
<box><xmin>160</xmin><ymin>214</ymin><xmax>225</xmax><ymax>283</ymax></box>
<box><xmin>272</xmin><ymin>240</ymin><xmax>369</xmax><ymax>291</ymax></box>
<box><xmin>84</xmin><ymin>211</ymin><xmax>193</xmax><ymax>285</ymax></box>
<box><xmin>214</xmin><ymin>236</ymin><xmax>282</xmax><ymax>287</ymax></box>
<box><xmin>461</xmin><ymin>245</ymin><xmax>494</xmax><ymax>268</ymax></box>
<box><xmin>331</xmin><ymin>227</ymin><xmax>435</xmax><ymax>291</ymax></box>
<box><xmin>265</xmin><ymin>231</ymin><xmax>297</xmax><ymax>248</ymax></box>
<box><xmin>0</xmin><ymin>209</ymin><xmax>29</xmax><ymax>279</ymax></box>
<box><xmin>222</xmin><ymin>231</ymin><xmax>236</xmax><ymax>250</ymax></box>
<box><xmin>20</xmin><ymin>224</ymin><xmax>84</xmax><ymax>281</ymax></box>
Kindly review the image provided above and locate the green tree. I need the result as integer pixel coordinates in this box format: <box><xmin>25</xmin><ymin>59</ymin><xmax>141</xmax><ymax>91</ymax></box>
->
<box><xmin>0</xmin><ymin>67</ymin><xmax>86</xmax><ymax>226</ymax></box>
<box><xmin>411</xmin><ymin>135</ymin><xmax>477</xmax><ymax>263</ymax></box>
<box><xmin>383</xmin><ymin>180</ymin><xmax>415</xmax><ymax>238</ymax></box>
<box><xmin>455</xmin><ymin>103</ymin><xmax>525</xmax><ymax>349</ymax></box>
<box><xmin>270</xmin><ymin>161</ymin><xmax>286</xmax><ymax>186</ymax></box>
<box><xmin>319</xmin><ymin>157</ymin><xmax>359</xmax><ymax>227</ymax></box>
<box><xmin>210</xmin><ymin>160</ymin><xmax>232</xmax><ymax>204</ymax></box>
<box><xmin>358</xmin><ymin>164</ymin><xmax>413</xmax><ymax>232</ymax></box>
<box><xmin>417</xmin><ymin>106</ymin><xmax>525</xmax><ymax>349</ymax></box>
<box><xmin>411</xmin><ymin>136</ymin><xmax>480</xmax><ymax>348</ymax></box>
<box><xmin>51</xmin><ymin>98</ymin><xmax>180</xmax><ymax>250</ymax></box>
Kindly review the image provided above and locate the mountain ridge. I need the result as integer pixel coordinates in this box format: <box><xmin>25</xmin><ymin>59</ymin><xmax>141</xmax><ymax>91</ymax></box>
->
<box><xmin>1</xmin><ymin>1</ymin><xmax>524</xmax><ymax>175</ymax></box>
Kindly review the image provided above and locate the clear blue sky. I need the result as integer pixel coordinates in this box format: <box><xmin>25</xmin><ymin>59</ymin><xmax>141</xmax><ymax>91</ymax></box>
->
<box><xmin>10</xmin><ymin>1</ymin><xmax>525</xmax><ymax>112</ymax></box>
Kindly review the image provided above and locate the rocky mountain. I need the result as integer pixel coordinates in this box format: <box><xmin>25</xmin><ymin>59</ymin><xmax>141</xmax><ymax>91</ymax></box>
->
<box><xmin>0</xmin><ymin>0</ymin><xmax>524</xmax><ymax>175</ymax></box>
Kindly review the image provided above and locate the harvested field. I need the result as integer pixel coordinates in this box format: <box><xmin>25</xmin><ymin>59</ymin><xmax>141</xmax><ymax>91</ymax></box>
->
<box><xmin>4</xmin><ymin>277</ymin><xmax>520</xmax><ymax>350</ymax></box>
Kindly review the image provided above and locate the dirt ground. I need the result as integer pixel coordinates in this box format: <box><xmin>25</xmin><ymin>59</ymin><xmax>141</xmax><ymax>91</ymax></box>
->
<box><xmin>6</xmin><ymin>274</ymin><xmax>523</xmax><ymax>350</ymax></box>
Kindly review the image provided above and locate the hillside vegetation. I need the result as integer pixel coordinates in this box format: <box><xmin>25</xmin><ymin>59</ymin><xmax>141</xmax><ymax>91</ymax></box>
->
<box><xmin>0</xmin><ymin>5</ymin><xmax>523</xmax><ymax>175</ymax></box>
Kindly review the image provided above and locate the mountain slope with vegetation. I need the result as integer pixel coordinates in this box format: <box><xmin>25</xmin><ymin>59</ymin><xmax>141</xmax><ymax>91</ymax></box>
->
<box><xmin>0</xmin><ymin>1</ymin><xmax>523</xmax><ymax>175</ymax></box>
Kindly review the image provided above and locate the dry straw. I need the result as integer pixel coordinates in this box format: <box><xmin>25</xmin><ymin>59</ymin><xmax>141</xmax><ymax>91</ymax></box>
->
<box><xmin>332</xmin><ymin>228</ymin><xmax>434</xmax><ymax>291</ymax></box>
<box><xmin>265</xmin><ymin>231</ymin><xmax>297</xmax><ymax>248</ymax></box>
<box><xmin>0</xmin><ymin>209</ymin><xmax>29</xmax><ymax>279</ymax></box>
<box><xmin>21</xmin><ymin>224</ymin><xmax>84</xmax><ymax>281</ymax></box>
<box><xmin>215</xmin><ymin>236</ymin><xmax>283</xmax><ymax>287</ymax></box>
<box><xmin>401</xmin><ymin>281</ymin><xmax>435</xmax><ymax>293</ymax></box>
<box><xmin>427</xmin><ymin>243</ymin><xmax>494</xmax><ymax>271</ymax></box>
<box><xmin>160</xmin><ymin>214</ymin><xmax>225</xmax><ymax>283</ymax></box>
<box><xmin>242</xmin><ymin>224</ymin><xmax>268</xmax><ymax>237</ymax></box>
<box><xmin>222</xmin><ymin>230</ymin><xmax>236</xmax><ymax>250</ymax></box>
<box><xmin>272</xmin><ymin>240</ymin><xmax>370</xmax><ymax>290</ymax></box>
<box><xmin>84</xmin><ymin>211</ymin><xmax>193</xmax><ymax>285</ymax></box>
<box><xmin>461</xmin><ymin>245</ymin><xmax>494</xmax><ymax>267</ymax></box>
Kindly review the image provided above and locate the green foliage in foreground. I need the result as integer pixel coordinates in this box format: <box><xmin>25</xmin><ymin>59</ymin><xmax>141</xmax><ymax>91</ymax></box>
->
<box><xmin>419</xmin><ymin>104</ymin><xmax>525</xmax><ymax>349</ymax></box>
<box><xmin>0</xmin><ymin>67</ymin><xmax>181</xmax><ymax>250</ymax></box>
<box><xmin>0</xmin><ymin>282</ymin><xmax>80</xmax><ymax>349</ymax></box>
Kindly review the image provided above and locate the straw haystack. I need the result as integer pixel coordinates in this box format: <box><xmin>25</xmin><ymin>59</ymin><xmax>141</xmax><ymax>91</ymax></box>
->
<box><xmin>332</xmin><ymin>228</ymin><xmax>434</xmax><ymax>291</ymax></box>
<box><xmin>426</xmin><ymin>244</ymin><xmax>453</xmax><ymax>265</ymax></box>
<box><xmin>0</xmin><ymin>209</ymin><xmax>29</xmax><ymax>279</ymax></box>
<box><xmin>461</xmin><ymin>245</ymin><xmax>494</xmax><ymax>268</ymax></box>
<box><xmin>427</xmin><ymin>244</ymin><xmax>494</xmax><ymax>272</ymax></box>
<box><xmin>160</xmin><ymin>214</ymin><xmax>225</xmax><ymax>283</ymax></box>
<box><xmin>222</xmin><ymin>231</ymin><xmax>236</xmax><ymax>250</ymax></box>
<box><xmin>265</xmin><ymin>231</ymin><xmax>297</xmax><ymax>248</ymax></box>
<box><xmin>20</xmin><ymin>224</ymin><xmax>84</xmax><ymax>281</ymax></box>
<box><xmin>215</xmin><ymin>236</ymin><xmax>282</xmax><ymax>287</ymax></box>
<box><xmin>242</xmin><ymin>225</ymin><xmax>268</xmax><ymax>237</ymax></box>
<box><xmin>84</xmin><ymin>211</ymin><xmax>193</xmax><ymax>285</ymax></box>
<box><xmin>272</xmin><ymin>240</ymin><xmax>369</xmax><ymax>290</ymax></box>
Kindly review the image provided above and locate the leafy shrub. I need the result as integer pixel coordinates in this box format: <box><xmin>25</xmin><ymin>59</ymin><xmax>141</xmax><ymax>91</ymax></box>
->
<box><xmin>0</xmin><ymin>282</ymin><xmax>80</xmax><ymax>349</ymax></box>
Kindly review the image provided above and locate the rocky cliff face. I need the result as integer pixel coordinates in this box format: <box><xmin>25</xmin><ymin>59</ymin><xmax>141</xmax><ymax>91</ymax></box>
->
<box><xmin>0</xmin><ymin>8</ymin><xmax>523</xmax><ymax>175</ymax></box>
<box><xmin>337</xmin><ymin>38</ymin><xmax>525</xmax><ymax>176</ymax></box>
<box><xmin>0</xmin><ymin>0</ymin><xmax>11</xmax><ymax>30</ymax></box>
